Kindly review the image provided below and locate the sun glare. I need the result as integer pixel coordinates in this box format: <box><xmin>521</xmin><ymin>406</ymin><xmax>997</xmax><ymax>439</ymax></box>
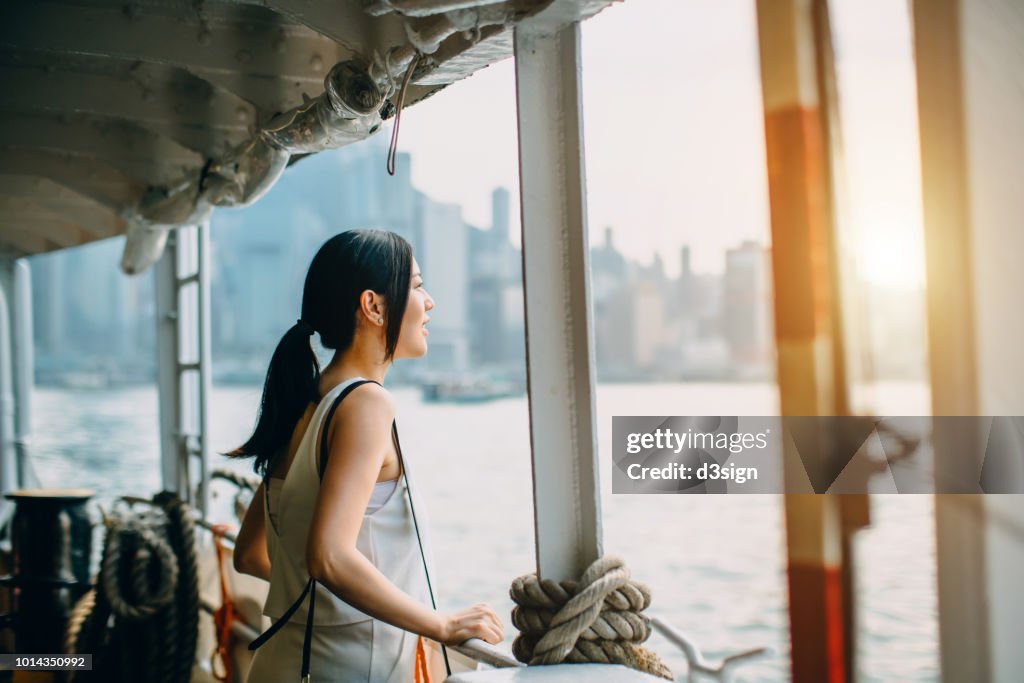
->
<box><xmin>853</xmin><ymin>223</ymin><xmax>926</xmax><ymax>289</ymax></box>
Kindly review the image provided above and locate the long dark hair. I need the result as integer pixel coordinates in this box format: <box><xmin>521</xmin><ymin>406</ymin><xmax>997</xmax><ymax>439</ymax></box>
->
<box><xmin>226</xmin><ymin>229</ymin><xmax>413</xmax><ymax>477</ymax></box>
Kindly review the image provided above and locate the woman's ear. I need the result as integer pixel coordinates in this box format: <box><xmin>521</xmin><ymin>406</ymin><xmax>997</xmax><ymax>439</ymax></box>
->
<box><xmin>359</xmin><ymin>289</ymin><xmax>386</xmax><ymax>326</ymax></box>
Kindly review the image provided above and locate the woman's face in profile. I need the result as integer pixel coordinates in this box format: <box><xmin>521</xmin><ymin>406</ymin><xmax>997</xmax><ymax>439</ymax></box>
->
<box><xmin>395</xmin><ymin>258</ymin><xmax>434</xmax><ymax>359</ymax></box>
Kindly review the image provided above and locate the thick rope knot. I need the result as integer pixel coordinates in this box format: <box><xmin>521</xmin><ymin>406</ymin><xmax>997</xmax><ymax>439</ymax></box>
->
<box><xmin>509</xmin><ymin>555</ymin><xmax>673</xmax><ymax>680</ymax></box>
<box><xmin>101</xmin><ymin>516</ymin><xmax>179</xmax><ymax>620</ymax></box>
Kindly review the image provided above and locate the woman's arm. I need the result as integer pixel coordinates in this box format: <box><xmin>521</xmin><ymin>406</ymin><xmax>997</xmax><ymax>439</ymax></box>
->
<box><xmin>306</xmin><ymin>383</ymin><xmax>452</xmax><ymax>640</ymax></box>
<box><xmin>233</xmin><ymin>482</ymin><xmax>272</xmax><ymax>581</ymax></box>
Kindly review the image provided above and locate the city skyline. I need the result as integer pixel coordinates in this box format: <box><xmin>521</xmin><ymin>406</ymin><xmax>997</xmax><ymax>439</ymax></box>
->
<box><xmin>28</xmin><ymin>126</ymin><xmax>925</xmax><ymax>387</ymax></box>
<box><xmin>28</xmin><ymin>138</ymin><xmax>796</xmax><ymax>386</ymax></box>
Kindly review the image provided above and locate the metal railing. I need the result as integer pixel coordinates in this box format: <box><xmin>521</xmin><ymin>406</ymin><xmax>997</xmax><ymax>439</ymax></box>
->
<box><xmin>193</xmin><ymin>518</ymin><xmax>770</xmax><ymax>679</ymax></box>
<box><xmin>650</xmin><ymin>616</ymin><xmax>771</xmax><ymax>682</ymax></box>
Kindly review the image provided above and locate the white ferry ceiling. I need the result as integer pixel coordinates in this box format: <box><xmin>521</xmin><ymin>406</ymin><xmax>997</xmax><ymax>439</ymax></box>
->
<box><xmin>119</xmin><ymin>3</ymin><xmax>535</xmax><ymax>275</ymax></box>
<box><xmin>0</xmin><ymin>0</ymin><xmax>590</xmax><ymax>267</ymax></box>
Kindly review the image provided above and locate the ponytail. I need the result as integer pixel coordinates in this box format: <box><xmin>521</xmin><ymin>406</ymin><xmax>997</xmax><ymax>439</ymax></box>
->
<box><xmin>226</xmin><ymin>320</ymin><xmax>320</xmax><ymax>477</ymax></box>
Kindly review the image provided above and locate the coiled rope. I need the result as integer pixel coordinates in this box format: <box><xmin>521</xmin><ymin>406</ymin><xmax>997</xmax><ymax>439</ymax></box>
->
<box><xmin>62</xmin><ymin>492</ymin><xmax>199</xmax><ymax>683</ymax></box>
<box><xmin>100</xmin><ymin>519</ymin><xmax>179</xmax><ymax>619</ymax></box>
<box><xmin>509</xmin><ymin>555</ymin><xmax>673</xmax><ymax>680</ymax></box>
<box><xmin>63</xmin><ymin>588</ymin><xmax>109</xmax><ymax>683</ymax></box>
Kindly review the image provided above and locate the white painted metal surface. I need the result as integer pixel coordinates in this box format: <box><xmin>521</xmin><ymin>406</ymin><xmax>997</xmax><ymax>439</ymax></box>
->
<box><xmin>650</xmin><ymin>615</ymin><xmax>771</xmax><ymax>681</ymax></box>
<box><xmin>154</xmin><ymin>231</ymin><xmax>179</xmax><ymax>497</ymax></box>
<box><xmin>452</xmin><ymin>640</ymin><xmax>524</xmax><ymax>670</ymax></box>
<box><xmin>0</xmin><ymin>0</ymin><xmax>618</xmax><ymax>265</ymax></box>
<box><xmin>0</xmin><ymin>260</ymin><xmax>17</xmax><ymax>523</ymax></box>
<box><xmin>196</xmin><ymin>220</ymin><xmax>214</xmax><ymax>514</ymax></box>
<box><xmin>0</xmin><ymin>257</ymin><xmax>40</xmax><ymax>530</ymax></box>
<box><xmin>155</xmin><ymin>222</ymin><xmax>213</xmax><ymax>513</ymax></box>
<box><xmin>11</xmin><ymin>260</ymin><xmax>37</xmax><ymax>489</ymax></box>
<box><xmin>513</xmin><ymin>19</ymin><xmax>602</xmax><ymax>583</ymax></box>
<box><xmin>447</xmin><ymin>663</ymin><xmax>663</xmax><ymax>682</ymax></box>
<box><xmin>914</xmin><ymin>1</ymin><xmax>1024</xmax><ymax>679</ymax></box>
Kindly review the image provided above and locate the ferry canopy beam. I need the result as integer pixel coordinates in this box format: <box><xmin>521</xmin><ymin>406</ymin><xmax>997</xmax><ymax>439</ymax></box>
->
<box><xmin>0</xmin><ymin>2</ymin><xmax>344</xmax><ymax>90</ymax></box>
<box><xmin>0</xmin><ymin>62</ymin><xmax>257</xmax><ymax>158</ymax></box>
<box><xmin>513</xmin><ymin>14</ymin><xmax>602</xmax><ymax>584</ymax></box>
<box><xmin>0</xmin><ymin>150</ymin><xmax>146</xmax><ymax>213</ymax></box>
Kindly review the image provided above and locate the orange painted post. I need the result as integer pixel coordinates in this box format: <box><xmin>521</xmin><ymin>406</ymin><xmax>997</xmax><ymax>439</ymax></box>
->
<box><xmin>754</xmin><ymin>1</ymin><xmax>858</xmax><ymax>681</ymax></box>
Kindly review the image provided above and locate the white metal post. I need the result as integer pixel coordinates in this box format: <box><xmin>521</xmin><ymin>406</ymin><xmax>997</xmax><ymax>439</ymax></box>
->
<box><xmin>196</xmin><ymin>219</ymin><xmax>213</xmax><ymax>514</ymax></box>
<box><xmin>0</xmin><ymin>260</ymin><xmax>17</xmax><ymax>525</ymax></box>
<box><xmin>913</xmin><ymin>1</ymin><xmax>1024</xmax><ymax>679</ymax></box>
<box><xmin>513</xmin><ymin>20</ymin><xmax>602</xmax><ymax>583</ymax></box>
<box><xmin>155</xmin><ymin>229</ymin><xmax>184</xmax><ymax>497</ymax></box>
<box><xmin>154</xmin><ymin>222</ymin><xmax>212</xmax><ymax>514</ymax></box>
<box><xmin>12</xmin><ymin>259</ymin><xmax>37</xmax><ymax>489</ymax></box>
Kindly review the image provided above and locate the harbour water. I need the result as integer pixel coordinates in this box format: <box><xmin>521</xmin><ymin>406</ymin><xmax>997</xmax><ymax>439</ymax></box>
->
<box><xmin>28</xmin><ymin>382</ymin><xmax>938</xmax><ymax>682</ymax></box>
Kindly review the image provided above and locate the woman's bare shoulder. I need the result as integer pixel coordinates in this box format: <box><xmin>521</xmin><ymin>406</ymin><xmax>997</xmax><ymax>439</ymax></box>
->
<box><xmin>333</xmin><ymin>381</ymin><xmax>395</xmax><ymax>422</ymax></box>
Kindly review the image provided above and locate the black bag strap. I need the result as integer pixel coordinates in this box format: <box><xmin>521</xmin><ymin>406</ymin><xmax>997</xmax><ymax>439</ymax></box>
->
<box><xmin>247</xmin><ymin>576</ymin><xmax>312</xmax><ymax>651</ymax></box>
<box><xmin>302</xmin><ymin>570</ymin><xmax>317</xmax><ymax>680</ymax></box>
<box><xmin>248</xmin><ymin>378</ymin><xmax>451</xmax><ymax>680</ymax></box>
<box><xmin>392</xmin><ymin>419</ymin><xmax>452</xmax><ymax>677</ymax></box>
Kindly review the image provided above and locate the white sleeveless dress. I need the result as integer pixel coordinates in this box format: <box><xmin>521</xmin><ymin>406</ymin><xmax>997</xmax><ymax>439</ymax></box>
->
<box><xmin>246</xmin><ymin>377</ymin><xmax>438</xmax><ymax>683</ymax></box>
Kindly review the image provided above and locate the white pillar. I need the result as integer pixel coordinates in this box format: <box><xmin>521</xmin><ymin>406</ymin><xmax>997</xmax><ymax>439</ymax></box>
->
<box><xmin>0</xmin><ymin>259</ymin><xmax>18</xmax><ymax>522</ymax></box>
<box><xmin>12</xmin><ymin>259</ymin><xmax>38</xmax><ymax>489</ymax></box>
<box><xmin>514</xmin><ymin>19</ymin><xmax>602</xmax><ymax>583</ymax></box>
<box><xmin>914</xmin><ymin>1</ymin><xmax>1024</xmax><ymax>679</ymax></box>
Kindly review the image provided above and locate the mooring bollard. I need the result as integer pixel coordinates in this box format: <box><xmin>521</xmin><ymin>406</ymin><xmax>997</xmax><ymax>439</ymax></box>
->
<box><xmin>1</xmin><ymin>488</ymin><xmax>94</xmax><ymax>654</ymax></box>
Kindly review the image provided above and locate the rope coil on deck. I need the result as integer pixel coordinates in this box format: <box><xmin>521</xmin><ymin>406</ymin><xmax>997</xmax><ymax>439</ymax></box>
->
<box><xmin>63</xmin><ymin>492</ymin><xmax>199</xmax><ymax>683</ymax></box>
<box><xmin>509</xmin><ymin>555</ymin><xmax>673</xmax><ymax>680</ymax></box>
<box><xmin>101</xmin><ymin>520</ymin><xmax>179</xmax><ymax>619</ymax></box>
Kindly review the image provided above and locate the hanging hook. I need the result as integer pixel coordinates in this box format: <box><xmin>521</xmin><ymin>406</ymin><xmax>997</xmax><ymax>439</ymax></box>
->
<box><xmin>387</xmin><ymin>52</ymin><xmax>421</xmax><ymax>176</ymax></box>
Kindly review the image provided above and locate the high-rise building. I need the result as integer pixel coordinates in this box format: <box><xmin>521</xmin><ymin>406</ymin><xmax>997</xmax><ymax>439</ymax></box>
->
<box><xmin>30</xmin><ymin>237</ymin><xmax>155</xmax><ymax>382</ymax></box>
<box><xmin>724</xmin><ymin>240</ymin><xmax>773</xmax><ymax>369</ymax></box>
<box><xmin>466</xmin><ymin>186</ymin><xmax>524</xmax><ymax>370</ymax></box>
<box><xmin>491</xmin><ymin>187</ymin><xmax>511</xmax><ymax>248</ymax></box>
<box><xmin>591</xmin><ymin>227</ymin><xmax>633</xmax><ymax>376</ymax></box>
<box><xmin>417</xmin><ymin>197</ymin><xmax>469</xmax><ymax>374</ymax></box>
<box><xmin>30</xmin><ymin>250</ymin><xmax>65</xmax><ymax>358</ymax></box>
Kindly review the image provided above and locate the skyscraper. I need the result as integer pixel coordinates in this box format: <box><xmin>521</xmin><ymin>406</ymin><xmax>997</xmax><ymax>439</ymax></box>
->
<box><xmin>724</xmin><ymin>240</ymin><xmax>773</xmax><ymax>370</ymax></box>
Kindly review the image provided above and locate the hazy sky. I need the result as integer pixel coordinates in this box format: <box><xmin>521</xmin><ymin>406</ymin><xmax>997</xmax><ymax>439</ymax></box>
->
<box><xmin>394</xmin><ymin>0</ymin><xmax>925</xmax><ymax>284</ymax></box>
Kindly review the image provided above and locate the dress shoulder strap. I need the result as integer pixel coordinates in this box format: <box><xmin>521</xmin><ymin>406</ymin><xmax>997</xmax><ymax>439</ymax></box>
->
<box><xmin>317</xmin><ymin>378</ymin><xmax>378</xmax><ymax>481</ymax></box>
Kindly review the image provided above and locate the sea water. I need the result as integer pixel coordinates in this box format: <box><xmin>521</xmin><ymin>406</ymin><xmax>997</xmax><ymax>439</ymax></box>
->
<box><xmin>28</xmin><ymin>382</ymin><xmax>938</xmax><ymax>682</ymax></box>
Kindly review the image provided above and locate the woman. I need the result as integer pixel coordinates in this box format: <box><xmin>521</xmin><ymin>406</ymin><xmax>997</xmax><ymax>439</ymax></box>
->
<box><xmin>227</xmin><ymin>229</ymin><xmax>504</xmax><ymax>682</ymax></box>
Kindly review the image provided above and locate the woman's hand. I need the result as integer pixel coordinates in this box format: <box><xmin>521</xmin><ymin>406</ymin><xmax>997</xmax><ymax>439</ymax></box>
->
<box><xmin>437</xmin><ymin>603</ymin><xmax>505</xmax><ymax>646</ymax></box>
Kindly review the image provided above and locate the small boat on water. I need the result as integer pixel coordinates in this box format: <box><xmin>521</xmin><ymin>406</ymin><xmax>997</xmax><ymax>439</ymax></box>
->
<box><xmin>421</xmin><ymin>377</ymin><xmax>523</xmax><ymax>404</ymax></box>
<box><xmin>0</xmin><ymin>0</ymin><xmax>1022</xmax><ymax>681</ymax></box>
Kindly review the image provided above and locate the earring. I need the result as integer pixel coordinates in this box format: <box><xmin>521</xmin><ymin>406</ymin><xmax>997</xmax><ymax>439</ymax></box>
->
<box><xmin>377</xmin><ymin>317</ymin><xmax>384</xmax><ymax>325</ymax></box>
